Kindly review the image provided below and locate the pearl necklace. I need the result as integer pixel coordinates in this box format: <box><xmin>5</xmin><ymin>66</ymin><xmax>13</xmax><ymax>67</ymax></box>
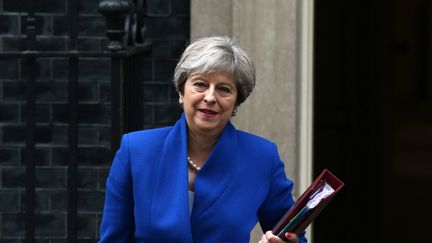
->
<box><xmin>187</xmin><ymin>156</ymin><xmax>201</xmax><ymax>171</ymax></box>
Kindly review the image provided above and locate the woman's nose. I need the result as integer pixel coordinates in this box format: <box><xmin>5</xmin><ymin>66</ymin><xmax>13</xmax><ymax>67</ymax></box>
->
<box><xmin>203</xmin><ymin>87</ymin><xmax>216</xmax><ymax>103</ymax></box>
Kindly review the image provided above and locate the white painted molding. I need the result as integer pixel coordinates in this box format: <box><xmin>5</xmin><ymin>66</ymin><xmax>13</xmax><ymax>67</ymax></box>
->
<box><xmin>297</xmin><ymin>0</ymin><xmax>314</xmax><ymax>241</ymax></box>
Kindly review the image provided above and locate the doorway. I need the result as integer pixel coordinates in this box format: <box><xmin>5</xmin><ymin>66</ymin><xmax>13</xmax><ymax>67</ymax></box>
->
<box><xmin>313</xmin><ymin>1</ymin><xmax>432</xmax><ymax>242</ymax></box>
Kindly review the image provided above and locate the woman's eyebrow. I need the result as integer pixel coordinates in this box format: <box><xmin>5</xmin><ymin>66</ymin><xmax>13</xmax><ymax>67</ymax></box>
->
<box><xmin>218</xmin><ymin>80</ymin><xmax>236</xmax><ymax>86</ymax></box>
<box><xmin>190</xmin><ymin>75</ymin><xmax>207</xmax><ymax>81</ymax></box>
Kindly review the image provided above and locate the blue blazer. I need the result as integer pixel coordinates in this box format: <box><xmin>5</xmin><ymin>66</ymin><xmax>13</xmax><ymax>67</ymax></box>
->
<box><xmin>99</xmin><ymin>114</ymin><xmax>307</xmax><ymax>243</ymax></box>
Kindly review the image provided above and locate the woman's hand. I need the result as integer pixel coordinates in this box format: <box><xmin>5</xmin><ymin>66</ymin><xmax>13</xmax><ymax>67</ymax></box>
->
<box><xmin>258</xmin><ymin>231</ymin><xmax>299</xmax><ymax>243</ymax></box>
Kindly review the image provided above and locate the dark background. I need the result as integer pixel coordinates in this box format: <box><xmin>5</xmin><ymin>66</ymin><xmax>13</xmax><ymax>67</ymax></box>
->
<box><xmin>314</xmin><ymin>0</ymin><xmax>432</xmax><ymax>243</ymax></box>
<box><xmin>0</xmin><ymin>0</ymin><xmax>188</xmax><ymax>241</ymax></box>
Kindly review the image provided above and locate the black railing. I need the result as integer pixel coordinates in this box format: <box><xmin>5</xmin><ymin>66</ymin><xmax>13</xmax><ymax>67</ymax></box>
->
<box><xmin>0</xmin><ymin>0</ymin><xmax>150</xmax><ymax>242</ymax></box>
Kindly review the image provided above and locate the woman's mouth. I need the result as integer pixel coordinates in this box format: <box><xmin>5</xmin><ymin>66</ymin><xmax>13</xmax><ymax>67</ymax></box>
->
<box><xmin>198</xmin><ymin>109</ymin><xmax>218</xmax><ymax>115</ymax></box>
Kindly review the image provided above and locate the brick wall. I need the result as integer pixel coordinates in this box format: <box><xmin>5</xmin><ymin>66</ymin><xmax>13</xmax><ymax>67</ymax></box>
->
<box><xmin>0</xmin><ymin>0</ymin><xmax>189</xmax><ymax>241</ymax></box>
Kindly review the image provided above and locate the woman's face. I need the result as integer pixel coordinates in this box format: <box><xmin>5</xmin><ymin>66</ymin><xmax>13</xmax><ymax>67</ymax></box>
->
<box><xmin>180</xmin><ymin>71</ymin><xmax>238</xmax><ymax>137</ymax></box>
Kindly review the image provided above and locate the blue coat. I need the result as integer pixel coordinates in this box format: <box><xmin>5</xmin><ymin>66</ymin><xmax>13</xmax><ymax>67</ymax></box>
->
<box><xmin>99</xmin><ymin>114</ymin><xmax>307</xmax><ymax>243</ymax></box>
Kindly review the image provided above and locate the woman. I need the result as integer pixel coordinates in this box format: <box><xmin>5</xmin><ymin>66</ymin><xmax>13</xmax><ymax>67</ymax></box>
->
<box><xmin>99</xmin><ymin>36</ymin><xmax>306</xmax><ymax>243</ymax></box>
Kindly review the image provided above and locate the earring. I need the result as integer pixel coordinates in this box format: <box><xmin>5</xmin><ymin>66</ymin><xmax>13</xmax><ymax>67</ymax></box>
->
<box><xmin>179</xmin><ymin>97</ymin><xmax>183</xmax><ymax>104</ymax></box>
<box><xmin>232</xmin><ymin>107</ymin><xmax>237</xmax><ymax>116</ymax></box>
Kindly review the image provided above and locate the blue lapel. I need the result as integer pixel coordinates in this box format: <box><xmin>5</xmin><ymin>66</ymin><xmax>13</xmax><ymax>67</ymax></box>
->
<box><xmin>150</xmin><ymin>114</ymin><xmax>238</xmax><ymax>242</ymax></box>
<box><xmin>191</xmin><ymin>121</ymin><xmax>239</xmax><ymax>222</ymax></box>
<box><xmin>150</xmin><ymin>114</ymin><xmax>191</xmax><ymax>242</ymax></box>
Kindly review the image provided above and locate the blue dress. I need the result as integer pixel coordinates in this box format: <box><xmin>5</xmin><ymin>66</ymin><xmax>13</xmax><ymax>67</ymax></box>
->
<box><xmin>99</xmin><ymin>114</ymin><xmax>307</xmax><ymax>243</ymax></box>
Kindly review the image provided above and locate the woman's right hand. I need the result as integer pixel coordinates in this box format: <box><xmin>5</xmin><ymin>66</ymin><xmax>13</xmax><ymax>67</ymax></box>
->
<box><xmin>258</xmin><ymin>231</ymin><xmax>299</xmax><ymax>243</ymax></box>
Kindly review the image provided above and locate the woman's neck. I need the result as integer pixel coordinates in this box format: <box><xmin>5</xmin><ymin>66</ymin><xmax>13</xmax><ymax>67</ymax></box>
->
<box><xmin>187</xmin><ymin>129</ymin><xmax>218</xmax><ymax>163</ymax></box>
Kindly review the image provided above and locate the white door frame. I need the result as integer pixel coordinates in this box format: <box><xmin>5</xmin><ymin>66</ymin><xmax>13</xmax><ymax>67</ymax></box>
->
<box><xmin>297</xmin><ymin>0</ymin><xmax>314</xmax><ymax>241</ymax></box>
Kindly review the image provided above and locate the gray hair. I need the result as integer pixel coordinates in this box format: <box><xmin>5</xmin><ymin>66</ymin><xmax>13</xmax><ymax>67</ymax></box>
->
<box><xmin>173</xmin><ymin>36</ymin><xmax>255</xmax><ymax>106</ymax></box>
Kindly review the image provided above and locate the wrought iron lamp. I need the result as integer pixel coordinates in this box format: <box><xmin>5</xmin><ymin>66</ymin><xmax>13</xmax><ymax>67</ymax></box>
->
<box><xmin>98</xmin><ymin>0</ymin><xmax>133</xmax><ymax>51</ymax></box>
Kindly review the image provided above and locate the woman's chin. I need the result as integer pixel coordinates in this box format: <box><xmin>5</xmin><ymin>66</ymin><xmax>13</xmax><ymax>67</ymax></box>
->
<box><xmin>194</xmin><ymin>121</ymin><xmax>225</xmax><ymax>134</ymax></box>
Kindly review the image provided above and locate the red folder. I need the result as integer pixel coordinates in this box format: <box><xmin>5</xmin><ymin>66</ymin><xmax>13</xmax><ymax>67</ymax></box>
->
<box><xmin>272</xmin><ymin>169</ymin><xmax>344</xmax><ymax>239</ymax></box>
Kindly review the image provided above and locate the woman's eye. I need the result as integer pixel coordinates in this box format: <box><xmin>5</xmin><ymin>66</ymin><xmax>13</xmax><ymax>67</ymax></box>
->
<box><xmin>219</xmin><ymin>87</ymin><xmax>231</xmax><ymax>93</ymax></box>
<box><xmin>193</xmin><ymin>82</ymin><xmax>206</xmax><ymax>88</ymax></box>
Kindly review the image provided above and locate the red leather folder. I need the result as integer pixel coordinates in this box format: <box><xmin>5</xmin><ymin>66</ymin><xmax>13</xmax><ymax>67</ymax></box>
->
<box><xmin>272</xmin><ymin>169</ymin><xmax>344</xmax><ymax>239</ymax></box>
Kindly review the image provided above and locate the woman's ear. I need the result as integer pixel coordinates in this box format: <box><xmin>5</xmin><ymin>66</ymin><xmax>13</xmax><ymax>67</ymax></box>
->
<box><xmin>179</xmin><ymin>93</ymin><xmax>184</xmax><ymax>104</ymax></box>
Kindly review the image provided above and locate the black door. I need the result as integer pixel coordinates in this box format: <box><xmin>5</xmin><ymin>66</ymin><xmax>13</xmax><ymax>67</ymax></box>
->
<box><xmin>314</xmin><ymin>1</ymin><xmax>432</xmax><ymax>242</ymax></box>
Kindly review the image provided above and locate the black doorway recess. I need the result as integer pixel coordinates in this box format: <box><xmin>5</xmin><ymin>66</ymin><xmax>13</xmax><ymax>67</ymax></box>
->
<box><xmin>314</xmin><ymin>1</ymin><xmax>432</xmax><ymax>243</ymax></box>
